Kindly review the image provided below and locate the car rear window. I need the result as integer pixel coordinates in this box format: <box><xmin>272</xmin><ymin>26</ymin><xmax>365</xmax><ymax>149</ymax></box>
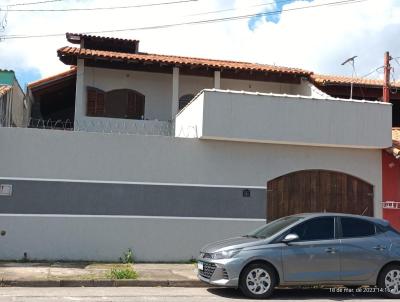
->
<box><xmin>341</xmin><ymin>217</ymin><xmax>375</xmax><ymax>238</ymax></box>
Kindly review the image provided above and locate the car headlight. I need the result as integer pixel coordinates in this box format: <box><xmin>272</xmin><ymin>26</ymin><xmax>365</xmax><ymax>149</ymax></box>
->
<box><xmin>211</xmin><ymin>249</ymin><xmax>242</xmax><ymax>259</ymax></box>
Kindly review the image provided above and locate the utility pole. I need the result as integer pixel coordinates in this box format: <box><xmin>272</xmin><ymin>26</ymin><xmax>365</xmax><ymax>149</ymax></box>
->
<box><xmin>383</xmin><ymin>51</ymin><xmax>391</xmax><ymax>103</ymax></box>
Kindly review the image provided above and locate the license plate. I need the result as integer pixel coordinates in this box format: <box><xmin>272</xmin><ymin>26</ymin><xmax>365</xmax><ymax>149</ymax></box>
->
<box><xmin>197</xmin><ymin>262</ymin><xmax>203</xmax><ymax>270</ymax></box>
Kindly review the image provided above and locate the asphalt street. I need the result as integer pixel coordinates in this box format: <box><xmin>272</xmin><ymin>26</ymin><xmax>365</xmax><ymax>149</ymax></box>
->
<box><xmin>0</xmin><ymin>287</ymin><xmax>390</xmax><ymax>301</ymax></box>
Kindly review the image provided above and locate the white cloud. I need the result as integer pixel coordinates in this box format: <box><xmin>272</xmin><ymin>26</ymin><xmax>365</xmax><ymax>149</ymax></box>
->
<box><xmin>0</xmin><ymin>0</ymin><xmax>399</xmax><ymax>83</ymax></box>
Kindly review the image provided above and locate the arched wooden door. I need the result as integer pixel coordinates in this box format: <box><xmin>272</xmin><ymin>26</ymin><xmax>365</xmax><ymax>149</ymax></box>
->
<box><xmin>266</xmin><ymin>170</ymin><xmax>373</xmax><ymax>221</ymax></box>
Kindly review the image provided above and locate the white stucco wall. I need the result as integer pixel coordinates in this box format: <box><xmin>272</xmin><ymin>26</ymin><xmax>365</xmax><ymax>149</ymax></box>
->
<box><xmin>220</xmin><ymin>77</ymin><xmax>310</xmax><ymax>96</ymax></box>
<box><xmin>175</xmin><ymin>93</ymin><xmax>204</xmax><ymax>138</ymax></box>
<box><xmin>176</xmin><ymin>89</ymin><xmax>392</xmax><ymax>149</ymax></box>
<box><xmin>179</xmin><ymin>74</ymin><xmax>214</xmax><ymax>99</ymax></box>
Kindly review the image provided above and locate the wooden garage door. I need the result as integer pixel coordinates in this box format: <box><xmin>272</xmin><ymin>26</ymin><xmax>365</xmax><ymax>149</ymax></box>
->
<box><xmin>266</xmin><ymin>170</ymin><xmax>373</xmax><ymax>221</ymax></box>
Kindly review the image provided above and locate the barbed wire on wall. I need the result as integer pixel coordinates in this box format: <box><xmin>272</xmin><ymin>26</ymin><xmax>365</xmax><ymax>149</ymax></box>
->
<box><xmin>73</xmin><ymin>118</ymin><xmax>174</xmax><ymax>136</ymax></box>
<box><xmin>0</xmin><ymin>116</ymin><xmax>199</xmax><ymax>138</ymax></box>
<box><xmin>28</xmin><ymin>118</ymin><xmax>74</xmax><ymax>130</ymax></box>
<box><xmin>175</xmin><ymin>124</ymin><xmax>198</xmax><ymax>138</ymax></box>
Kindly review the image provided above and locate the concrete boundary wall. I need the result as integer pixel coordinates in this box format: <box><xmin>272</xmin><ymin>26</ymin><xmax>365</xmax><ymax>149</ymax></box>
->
<box><xmin>0</xmin><ymin>214</ymin><xmax>263</xmax><ymax>262</ymax></box>
<box><xmin>0</xmin><ymin>128</ymin><xmax>383</xmax><ymax>216</ymax></box>
<box><xmin>0</xmin><ymin>128</ymin><xmax>383</xmax><ymax>261</ymax></box>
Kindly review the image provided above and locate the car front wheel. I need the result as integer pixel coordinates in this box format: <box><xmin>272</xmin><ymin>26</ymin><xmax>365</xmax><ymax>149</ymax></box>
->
<box><xmin>378</xmin><ymin>264</ymin><xmax>400</xmax><ymax>299</ymax></box>
<box><xmin>239</xmin><ymin>262</ymin><xmax>276</xmax><ymax>299</ymax></box>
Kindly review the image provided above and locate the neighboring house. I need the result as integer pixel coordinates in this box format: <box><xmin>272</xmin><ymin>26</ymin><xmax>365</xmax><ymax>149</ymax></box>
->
<box><xmin>27</xmin><ymin>67</ymin><xmax>76</xmax><ymax>129</ymax></box>
<box><xmin>0</xmin><ymin>33</ymin><xmax>391</xmax><ymax>262</ymax></box>
<box><xmin>311</xmin><ymin>73</ymin><xmax>400</xmax><ymax>125</ymax></box>
<box><xmin>0</xmin><ymin>70</ymin><xmax>28</xmax><ymax>127</ymax></box>
<box><xmin>382</xmin><ymin>129</ymin><xmax>400</xmax><ymax>229</ymax></box>
<box><xmin>311</xmin><ymin>74</ymin><xmax>400</xmax><ymax>229</ymax></box>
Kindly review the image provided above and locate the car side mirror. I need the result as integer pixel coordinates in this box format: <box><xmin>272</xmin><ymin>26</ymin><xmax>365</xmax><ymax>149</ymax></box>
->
<box><xmin>282</xmin><ymin>233</ymin><xmax>299</xmax><ymax>244</ymax></box>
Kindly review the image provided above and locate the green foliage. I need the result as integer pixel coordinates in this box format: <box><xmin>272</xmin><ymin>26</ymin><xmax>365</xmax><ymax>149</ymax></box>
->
<box><xmin>119</xmin><ymin>248</ymin><xmax>134</xmax><ymax>264</ymax></box>
<box><xmin>107</xmin><ymin>265</ymin><xmax>138</xmax><ymax>280</ymax></box>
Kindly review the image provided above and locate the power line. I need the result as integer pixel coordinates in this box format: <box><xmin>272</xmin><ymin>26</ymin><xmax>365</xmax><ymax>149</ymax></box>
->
<box><xmin>393</xmin><ymin>57</ymin><xmax>400</xmax><ymax>67</ymax></box>
<box><xmin>1</xmin><ymin>0</ymin><xmax>292</xmax><ymax>15</ymax></box>
<box><xmin>186</xmin><ymin>0</ymin><xmax>291</xmax><ymax>17</ymax></box>
<box><xmin>361</xmin><ymin>66</ymin><xmax>384</xmax><ymax>78</ymax></box>
<box><xmin>6</xmin><ymin>0</ymin><xmax>62</xmax><ymax>7</ymax></box>
<box><xmin>0</xmin><ymin>0</ymin><xmax>369</xmax><ymax>40</ymax></box>
<box><xmin>2</xmin><ymin>0</ymin><xmax>198</xmax><ymax>11</ymax></box>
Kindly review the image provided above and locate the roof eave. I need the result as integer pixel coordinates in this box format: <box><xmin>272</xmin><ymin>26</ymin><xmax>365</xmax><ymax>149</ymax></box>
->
<box><xmin>28</xmin><ymin>67</ymin><xmax>77</xmax><ymax>92</ymax></box>
<box><xmin>57</xmin><ymin>52</ymin><xmax>311</xmax><ymax>79</ymax></box>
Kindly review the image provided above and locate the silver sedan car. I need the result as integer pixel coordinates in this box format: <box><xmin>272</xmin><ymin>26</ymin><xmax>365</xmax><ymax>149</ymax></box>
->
<box><xmin>197</xmin><ymin>213</ymin><xmax>400</xmax><ymax>299</ymax></box>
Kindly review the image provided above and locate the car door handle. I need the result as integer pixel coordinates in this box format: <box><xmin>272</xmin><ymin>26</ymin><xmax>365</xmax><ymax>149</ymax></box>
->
<box><xmin>325</xmin><ymin>248</ymin><xmax>337</xmax><ymax>254</ymax></box>
<box><xmin>373</xmin><ymin>245</ymin><xmax>387</xmax><ymax>251</ymax></box>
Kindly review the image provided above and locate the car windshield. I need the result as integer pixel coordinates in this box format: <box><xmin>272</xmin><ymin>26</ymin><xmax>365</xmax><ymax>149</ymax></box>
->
<box><xmin>245</xmin><ymin>216</ymin><xmax>304</xmax><ymax>239</ymax></box>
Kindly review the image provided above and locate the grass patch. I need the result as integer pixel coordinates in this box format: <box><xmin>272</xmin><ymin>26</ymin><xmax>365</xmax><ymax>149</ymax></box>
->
<box><xmin>107</xmin><ymin>265</ymin><xmax>138</xmax><ymax>280</ymax></box>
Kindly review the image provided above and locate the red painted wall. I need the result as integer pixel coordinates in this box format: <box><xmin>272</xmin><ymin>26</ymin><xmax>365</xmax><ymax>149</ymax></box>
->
<box><xmin>382</xmin><ymin>151</ymin><xmax>400</xmax><ymax>230</ymax></box>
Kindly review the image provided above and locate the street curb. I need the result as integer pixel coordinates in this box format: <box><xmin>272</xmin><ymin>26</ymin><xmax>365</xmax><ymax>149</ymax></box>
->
<box><xmin>0</xmin><ymin>279</ymin><xmax>208</xmax><ymax>288</ymax></box>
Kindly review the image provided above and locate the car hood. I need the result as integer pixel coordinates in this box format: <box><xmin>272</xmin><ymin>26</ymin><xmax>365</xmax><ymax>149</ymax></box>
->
<box><xmin>200</xmin><ymin>236</ymin><xmax>268</xmax><ymax>253</ymax></box>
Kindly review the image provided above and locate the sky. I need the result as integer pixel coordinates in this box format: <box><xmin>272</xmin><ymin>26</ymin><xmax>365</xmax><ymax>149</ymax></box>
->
<box><xmin>0</xmin><ymin>0</ymin><xmax>399</xmax><ymax>89</ymax></box>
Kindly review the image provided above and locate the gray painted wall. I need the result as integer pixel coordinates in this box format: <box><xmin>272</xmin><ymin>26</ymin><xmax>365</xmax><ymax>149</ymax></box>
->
<box><xmin>0</xmin><ymin>214</ymin><xmax>263</xmax><ymax>262</ymax></box>
<box><xmin>0</xmin><ymin>179</ymin><xmax>265</xmax><ymax>219</ymax></box>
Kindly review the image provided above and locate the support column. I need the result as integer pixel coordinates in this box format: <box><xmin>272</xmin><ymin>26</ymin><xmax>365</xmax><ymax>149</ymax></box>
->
<box><xmin>214</xmin><ymin>70</ymin><xmax>221</xmax><ymax>89</ymax></box>
<box><xmin>171</xmin><ymin>67</ymin><xmax>180</xmax><ymax>118</ymax></box>
<box><xmin>74</xmin><ymin>59</ymin><xmax>85</xmax><ymax>130</ymax></box>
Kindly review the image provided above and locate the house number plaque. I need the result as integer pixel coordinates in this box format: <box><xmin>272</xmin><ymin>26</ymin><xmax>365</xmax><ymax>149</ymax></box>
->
<box><xmin>0</xmin><ymin>184</ymin><xmax>12</xmax><ymax>196</ymax></box>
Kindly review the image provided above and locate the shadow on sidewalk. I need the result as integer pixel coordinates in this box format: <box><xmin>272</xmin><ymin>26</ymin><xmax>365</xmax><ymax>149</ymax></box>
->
<box><xmin>207</xmin><ymin>287</ymin><xmax>381</xmax><ymax>300</ymax></box>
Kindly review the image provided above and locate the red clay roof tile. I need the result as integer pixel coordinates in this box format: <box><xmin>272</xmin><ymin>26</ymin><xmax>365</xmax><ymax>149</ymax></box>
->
<box><xmin>312</xmin><ymin>74</ymin><xmax>400</xmax><ymax>88</ymax></box>
<box><xmin>28</xmin><ymin>67</ymin><xmax>77</xmax><ymax>89</ymax></box>
<box><xmin>57</xmin><ymin>46</ymin><xmax>312</xmax><ymax>76</ymax></box>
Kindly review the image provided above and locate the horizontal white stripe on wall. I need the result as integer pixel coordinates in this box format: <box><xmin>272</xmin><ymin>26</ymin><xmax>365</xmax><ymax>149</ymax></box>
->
<box><xmin>0</xmin><ymin>213</ymin><xmax>266</xmax><ymax>222</ymax></box>
<box><xmin>0</xmin><ymin>176</ymin><xmax>266</xmax><ymax>189</ymax></box>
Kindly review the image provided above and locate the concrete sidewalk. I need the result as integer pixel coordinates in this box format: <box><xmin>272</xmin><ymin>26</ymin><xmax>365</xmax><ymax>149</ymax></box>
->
<box><xmin>0</xmin><ymin>262</ymin><xmax>205</xmax><ymax>287</ymax></box>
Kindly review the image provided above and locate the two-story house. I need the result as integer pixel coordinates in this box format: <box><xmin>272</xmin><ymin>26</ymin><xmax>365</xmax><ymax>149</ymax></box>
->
<box><xmin>0</xmin><ymin>33</ymin><xmax>391</xmax><ymax>262</ymax></box>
